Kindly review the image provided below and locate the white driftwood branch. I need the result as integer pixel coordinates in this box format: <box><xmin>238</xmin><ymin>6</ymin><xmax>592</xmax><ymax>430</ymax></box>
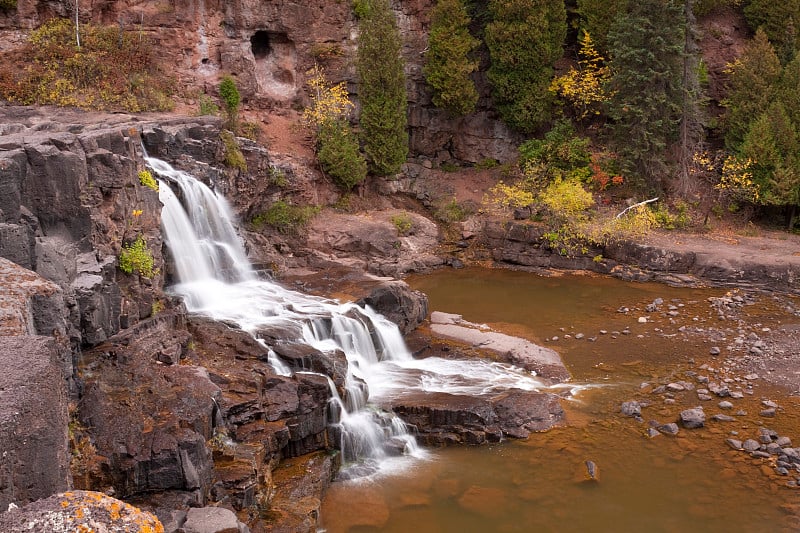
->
<box><xmin>615</xmin><ymin>197</ymin><xmax>659</xmax><ymax>218</ymax></box>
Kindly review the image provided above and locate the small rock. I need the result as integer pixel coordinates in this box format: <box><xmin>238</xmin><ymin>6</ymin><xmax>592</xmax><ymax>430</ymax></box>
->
<box><xmin>575</xmin><ymin>333</ymin><xmax>585</xmax><ymax>339</ymax></box>
<box><xmin>638</xmin><ymin>317</ymin><xmax>648</xmax><ymax>323</ymax></box>
<box><xmin>760</xmin><ymin>408</ymin><xmax>777</xmax><ymax>418</ymax></box>
<box><xmin>742</xmin><ymin>439</ymin><xmax>761</xmax><ymax>452</ymax></box>
<box><xmin>712</xmin><ymin>414</ymin><xmax>735</xmax><ymax>422</ymax></box>
<box><xmin>725</xmin><ymin>438</ymin><xmax>743</xmax><ymax>450</ymax></box>
<box><xmin>776</xmin><ymin>436</ymin><xmax>793</xmax><ymax>447</ymax></box>
<box><xmin>709</xmin><ymin>346</ymin><xmax>721</xmax><ymax>355</ymax></box>
<box><xmin>621</xmin><ymin>401</ymin><xmax>642</xmax><ymax>417</ymax></box>
<box><xmin>657</xmin><ymin>423</ymin><xmax>680</xmax><ymax>436</ymax></box>
<box><xmin>647</xmin><ymin>428</ymin><xmax>661</xmax><ymax>438</ymax></box>
<box><xmin>718</xmin><ymin>401</ymin><xmax>734</xmax><ymax>410</ymax></box>
<box><xmin>680</xmin><ymin>407</ymin><xmax>706</xmax><ymax>429</ymax></box>
<box><xmin>666</xmin><ymin>383</ymin><xmax>686</xmax><ymax>392</ymax></box>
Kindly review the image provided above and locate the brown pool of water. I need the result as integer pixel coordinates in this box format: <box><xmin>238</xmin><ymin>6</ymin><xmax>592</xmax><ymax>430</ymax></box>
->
<box><xmin>321</xmin><ymin>268</ymin><xmax>800</xmax><ymax>532</ymax></box>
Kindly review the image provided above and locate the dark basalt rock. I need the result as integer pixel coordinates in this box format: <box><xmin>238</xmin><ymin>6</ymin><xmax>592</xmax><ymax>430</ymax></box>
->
<box><xmin>0</xmin><ymin>336</ymin><xmax>70</xmax><ymax>510</ymax></box>
<box><xmin>387</xmin><ymin>389</ymin><xmax>565</xmax><ymax>445</ymax></box>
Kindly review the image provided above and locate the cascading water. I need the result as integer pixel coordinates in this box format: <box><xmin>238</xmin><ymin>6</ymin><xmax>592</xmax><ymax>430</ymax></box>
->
<box><xmin>151</xmin><ymin>156</ymin><xmax>567</xmax><ymax>474</ymax></box>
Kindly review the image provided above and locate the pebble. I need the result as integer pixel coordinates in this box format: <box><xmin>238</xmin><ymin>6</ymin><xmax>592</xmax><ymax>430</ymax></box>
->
<box><xmin>680</xmin><ymin>407</ymin><xmax>706</xmax><ymax>429</ymax></box>
<box><xmin>575</xmin><ymin>333</ymin><xmax>585</xmax><ymax>339</ymax></box>
<box><xmin>777</xmin><ymin>436</ymin><xmax>793</xmax><ymax>447</ymax></box>
<box><xmin>718</xmin><ymin>401</ymin><xmax>734</xmax><ymax>410</ymax></box>
<box><xmin>647</xmin><ymin>428</ymin><xmax>661</xmax><ymax>438</ymax></box>
<box><xmin>599</xmin><ymin>330</ymin><xmax>608</xmax><ymax>335</ymax></box>
<box><xmin>709</xmin><ymin>346</ymin><xmax>721</xmax><ymax>355</ymax></box>
<box><xmin>657</xmin><ymin>423</ymin><xmax>680</xmax><ymax>435</ymax></box>
<box><xmin>742</xmin><ymin>439</ymin><xmax>761</xmax><ymax>452</ymax></box>
<box><xmin>760</xmin><ymin>408</ymin><xmax>777</xmax><ymax>418</ymax></box>
<box><xmin>638</xmin><ymin>317</ymin><xmax>648</xmax><ymax>323</ymax></box>
<box><xmin>726</xmin><ymin>438</ymin><xmax>743</xmax><ymax>450</ymax></box>
<box><xmin>713</xmin><ymin>414</ymin><xmax>735</xmax><ymax>422</ymax></box>
<box><xmin>620</xmin><ymin>401</ymin><xmax>642</xmax><ymax>417</ymax></box>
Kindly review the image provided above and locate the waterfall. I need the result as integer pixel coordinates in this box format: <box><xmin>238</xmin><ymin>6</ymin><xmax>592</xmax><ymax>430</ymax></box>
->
<box><xmin>152</xmin><ymin>157</ymin><xmax>421</xmax><ymax>470</ymax></box>
<box><xmin>152</xmin><ymin>157</ymin><xmax>565</xmax><ymax>475</ymax></box>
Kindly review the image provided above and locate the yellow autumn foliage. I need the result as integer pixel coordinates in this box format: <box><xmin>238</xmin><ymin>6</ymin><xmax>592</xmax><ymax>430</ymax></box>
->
<box><xmin>550</xmin><ymin>30</ymin><xmax>610</xmax><ymax>120</ymax></box>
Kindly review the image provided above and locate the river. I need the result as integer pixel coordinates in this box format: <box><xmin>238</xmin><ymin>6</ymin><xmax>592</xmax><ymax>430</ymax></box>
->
<box><xmin>320</xmin><ymin>268</ymin><xmax>800</xmax><ymax>532</ymax></box>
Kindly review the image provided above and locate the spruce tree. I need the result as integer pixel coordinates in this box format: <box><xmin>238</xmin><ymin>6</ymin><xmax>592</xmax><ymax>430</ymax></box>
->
<box><xmin>576</xmin><ymin>0</ymin><xmax>628</xmax><ymax>54</ymax></box>
<box><xmin>740</xmin><ymin>101</ymin><xmax>800</xmax><ymax>219</ymax></box>
<box><xmin>743</xmin><ymin>0</ymin><xmax>800</xmax><ymax>63</ymax></box>
<box><xmin>424</xmin><ymin>0</ymin><xmax>480</xmax><ymax>116</ymax></box>
<box><xmin>777</xmin><ymin>53</ymin><xmax>800</xmax><ymax>133</ymax></box>
<box><xmin>485</xmin><ymin>0</ymin><xmax>567</xmax><ymax>133</ymax></box>
<box><xmin>722</xmin><ymin>29</ymin><xmax>782</xmax><ymax>150</ymax></box>
<box><xmin>356</xmin><ymin>0</ymin><xmax>409</xmax><ymax>176</ymax></box>
<box><xmin>607</xmin><ymin>0</ymin><xmax>685</xmax><ymax>192</ymax></box>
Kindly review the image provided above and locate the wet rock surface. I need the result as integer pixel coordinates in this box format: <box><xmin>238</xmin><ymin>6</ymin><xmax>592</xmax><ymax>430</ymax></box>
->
<box><xmin>428</xmin><ymin>311</ymin><xmax>570</xmax><ymax>382</ymax></box>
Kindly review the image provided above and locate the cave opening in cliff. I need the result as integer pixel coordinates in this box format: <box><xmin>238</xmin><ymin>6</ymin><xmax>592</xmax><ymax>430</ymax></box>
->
<box><xmin>250</xmin><ymin>31</ymin><xmax>271</xmax><ymax>59</ymax></box>
<box><xmin>250</xmin><ymin>30</ymin><xmax>297</xmax><ymax>101</ymax></box>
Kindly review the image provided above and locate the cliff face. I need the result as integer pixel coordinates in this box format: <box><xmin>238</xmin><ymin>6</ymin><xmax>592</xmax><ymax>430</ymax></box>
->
<box><xmin>0</xmin><ymin>0</ymin><xmax>521</xmax><ymax>164</ymax></box>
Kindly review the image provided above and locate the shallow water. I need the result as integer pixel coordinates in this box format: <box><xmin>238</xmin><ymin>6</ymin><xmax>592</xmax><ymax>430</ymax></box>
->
<box><xmin>321</xmin><ymin>268</ymin><xmax>800</xmax><ymax>532</ymax></box>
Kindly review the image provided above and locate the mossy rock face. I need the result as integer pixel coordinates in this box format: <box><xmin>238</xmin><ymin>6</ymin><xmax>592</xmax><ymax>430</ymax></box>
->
<box><xmin>0</xmin><ymin>490</ymin><xmax>164</xmax><ymax>533</ymax></box>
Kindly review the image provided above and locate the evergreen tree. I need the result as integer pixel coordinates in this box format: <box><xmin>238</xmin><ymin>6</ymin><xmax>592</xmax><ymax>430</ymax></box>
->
<box><xmin>607</xmin><ymin>0</ymin><xmax>685</xmax><ymax>192</ymax></box>
<box><xmin>743</xmin><ymin>0</ymin><xmax>800</xmax><ymax>63</ymax></box>
<box><xmin>485</xmin><ymin>0</ymin><xmax>567</xmax><ymax>133</ymax></box>
<box><xmin>740</xmin><ymin>101</ymin><xmax>800</xmax><ymax>223</ymax></box>
<box><xmin>424</xmin><ymin>0</ymin><xmax>480</xmax><ymax>116</ymax></box>
<box><xmin>722</xmin><ymin>29</ymin><xmax>782</xmax><ymax>150</ymax></box>
<box><xmin>576</xmin><ymin>0</ymin><xmax>628</xmax><ymax>54</ymax></box>
<box><xmin>777</xmin><ymin>53</ymin><xmax>800</xmax><ymax>133</ymax></box>
<box><xmin>356</xmin><ymin>0</ymin><xmax>409</xmax><ymax>176</ymax></box>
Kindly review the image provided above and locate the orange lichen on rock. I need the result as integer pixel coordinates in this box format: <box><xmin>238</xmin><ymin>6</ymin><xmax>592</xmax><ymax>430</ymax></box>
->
<box><xmin>0</xmin><ymin>490</ymin><xmax>164</xmax><ymax>533</ymax></box>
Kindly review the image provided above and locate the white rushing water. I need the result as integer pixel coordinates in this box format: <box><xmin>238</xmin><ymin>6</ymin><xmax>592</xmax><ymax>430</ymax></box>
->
<box><xmin>152</xmin><ymin>157</ymin><xmax>569</xmax><ymax>474</ymax></box>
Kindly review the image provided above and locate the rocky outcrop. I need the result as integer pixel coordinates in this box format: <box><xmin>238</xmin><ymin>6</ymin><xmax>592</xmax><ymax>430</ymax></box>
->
<box><xmin>429</xmin><ymin>311</ymin><xmax>570</xmax><ymax>382</ymax></box>
<box><xmin>481</xmin><ymin>219</ymin><xmax>800</xmax><ymax>292</ymax></box>
<box><xmin>0</xmin><ymin>491</ymin><xmax>164</xmax><ymax>533</ymax></box>
<box><xmin>388</xmin><ymin>389</ymin><xmax>565</xmax><ymax>444</ymax></box>
<box><xmin>0</xmin><ymin>336</ymin><xmax>70</xmax><ymax>510</ymax></box>
<box><xmin>305</xmin><ymin>209</ymin><xmax>445</xmax><ymax>277</ymax></box>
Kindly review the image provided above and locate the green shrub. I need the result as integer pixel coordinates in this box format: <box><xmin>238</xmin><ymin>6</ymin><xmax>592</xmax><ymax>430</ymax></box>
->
<box><xmin>253</xmin><ymin>201</ymin><xmax>319</xmax><ymax>234</ymax></box>
<box><xmin>239</xmin><ymin>121</ymin><xmax>261</xmax><ymax>141</ymax></box>
<box><xmin>519</xmin><ymin>120</ymin><xmax>591</xmax><ymax>171</ymax></box>
<box><xmin>317</xmin><ymin>120</ymin><xmax>368</xmax><ymax>191</ymax></box>
<box><xmin>198</xmin><ymin>95</ymin><xmax>219</xmax><ymax>116</ymax></box>
<box><xmin>268</xmin><ymin>167</ymin><xmax>289</xmax><ymax>188</ymax></box>
<box><xmin>137</xmin><ymin>170</ymin><xmax>158</xmax><ymax>191</ymax></box>
<box><xmin>391</xmin><ymin>212</ymin><xmax>414</xmax><ymax>235</ymax></box>
<box><xmin>219</xmin><ymin>75</ymin><xmax>241</xmax><ymax>130</ymax></box>
<box><xmin>220</xmin><ymin>130</ymin><xmax>247</xmax><ymax>172</ymax></box>
<box><xmin>435</xmin><ymin>197</ymin><xmax>473</xmax><ymax>223</ymax></box>
<box><xmin>119</xmin><ymin>235</ymin><xmax>155</xmax><ymax>278</ymax></box>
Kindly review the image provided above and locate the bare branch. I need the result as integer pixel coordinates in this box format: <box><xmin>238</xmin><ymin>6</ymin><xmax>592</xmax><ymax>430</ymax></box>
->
<box><xmin>616</xmin><ymin>197</ymin><xmax>659</xmax><ymax>218</ymax></box>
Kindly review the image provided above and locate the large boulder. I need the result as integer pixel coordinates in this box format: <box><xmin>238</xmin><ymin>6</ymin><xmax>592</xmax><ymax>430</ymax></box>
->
<box><xmin>0</xmin><ymin>336</ymin><xmax>70</xmax><ymax>510</ymax></box>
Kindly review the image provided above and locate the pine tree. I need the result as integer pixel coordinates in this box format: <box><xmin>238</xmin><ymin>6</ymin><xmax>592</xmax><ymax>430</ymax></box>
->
<box><xmin>424</xmin><ymin>0</ymin><xmax>480</xmax><ymax>116</ymax></box>
<box><xmin>722</xmin><ymin>29</ymin><xmax>782</xmax><ymax>150</ymax></box>
<box><xmin>356</xmin><ymin>0</ymin><xmax>409</xmax><ymax>176</ymax></box>
<box><xmin>740</xmin><ymin>101</ymin><xmax>800</xmax><ymax>221</ymax></box>
<box><xmin>607</xmin><ymin>0</ymin><xmax>685</xmax><ymax>192</ymax></box>
<box><xmin>743</xmin><ymin>0</ymin><xmax>800</xmax><ymax>63</ymax></box>
<box><xmin>777</xmin><ymin>53</ymin><xmax>800</xmax><ymax>133</ymax></box>
<box><xmin>485</xmin><ymin>0</ymin><xmax>567</xmax><ymax>133</ymax></box>
<box><xmin>576</xmin><ymin>0</ymin><xmax>628</xmax><ymax>54</ymax></box>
